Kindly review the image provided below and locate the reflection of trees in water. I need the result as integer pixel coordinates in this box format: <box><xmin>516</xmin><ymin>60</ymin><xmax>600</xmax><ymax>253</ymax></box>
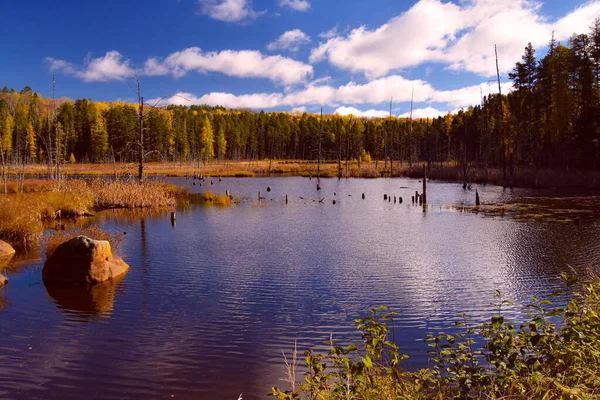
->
<box><xmin>45</xmin><ymin>274</ymin><xmax>126</xmax><ymax>317</ymax></box>
<box><xmin>501</xmin><ymin>220</ymin><xmax>600</xmax><ymax>294</ymax></box>
<box><xmin>97</xmin><ymin>208</ymin><xmax>170</xmax><ymax>224</ymax></box>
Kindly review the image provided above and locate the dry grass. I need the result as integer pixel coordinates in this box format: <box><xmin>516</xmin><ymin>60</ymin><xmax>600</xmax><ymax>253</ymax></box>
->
<box><xmin>18</xmin><ymin>160</ymin><xmax>391</xmax><ymax>179</ymax></box>
<box><xmin>43</xmin><ymin>226</ymin><xmax>123</xmax><ymax>259</ymax></box>
<box><xmin>0</xmin><ymin>179</ymin><xmax>185</xmax><ymax>247</ymax></box>
<box><xmin>90</xmin><ymin>180</ymin><xmax>181</xmax><ymax>209</ymax></box>
<box><xmin>14</xmin><ymin>161</ymin><xmax>600</xmax><ymax>189</ymax></box>
<box><xmin>200</xmin><ymin>191</ymin><xmax>232</xmax><ymax>206</ymax></box>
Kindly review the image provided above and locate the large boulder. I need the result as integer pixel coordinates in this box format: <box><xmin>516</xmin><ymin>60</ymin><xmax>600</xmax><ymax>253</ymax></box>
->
<box><xmin>0</xmin><ymin>240</ymin><xmax>15</xmax><ymax>259</ymax></box>
<box><xmin>43</xmin><ymin>236</ymin><xmax>129</xmax><ymax>285</ymax></box>
<box><xmin>0</xmin><ymin>274</ymin><xmax>7</xmax><ymax>288</ymax></box>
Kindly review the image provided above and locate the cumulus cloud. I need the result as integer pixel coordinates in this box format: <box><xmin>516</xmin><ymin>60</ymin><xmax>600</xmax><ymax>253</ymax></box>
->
<box><xmin>197</xmin><ymin>0</ymin><xmax>264</xmax><ymax>22</ymax></box>
<box><xmin>278</xmin><ymin>0</ymin><xmax>310</xmax><ymax>12</ymax></box>
<box><xmin>143</xmin><ymin>47</ymin><xmax>313</xmax><ymax>85</ymax></box>
<box><xmin>148</xmin><ymin>75</ymin><xmax>499</xmax><ymax>111</ymax></box>
<box><xmin>334</xmin><ymin>106</ymin><xmax>389</xmax><ymax>118</ymax></box>
<box><xmin>291</xmin><ymin>106</ymin><xmax>307</xmax><ymax>114</ymax></box>
<box><xmin>400</xmin><ymin>107</ymin><xmax>455</xmax><ymax>119</ymax></box>
<box><xmin>267</xmin><ymin>29</ymin><xmax>311</xmax><ymax>52</ymax></box>
<box><xmin>46</xmin><ymin>51</ymin><xmax>134</xmax><ymax>82</ymax></box>
<box><xmin>310</xmin><ymin>0</ymin><xmax>600</xmax><ymax>77</ymax></box>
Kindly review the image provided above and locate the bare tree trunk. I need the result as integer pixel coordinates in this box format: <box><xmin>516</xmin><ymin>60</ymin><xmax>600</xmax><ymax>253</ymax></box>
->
<box><xmin>337</xmin><ymin>123</ymin><xmax>341</xmax><ymax>179</ymax></box>
<box><xmin>346</xmin><ymin>118</ymin><xmax>350</xmax><ymax>178</ymax></box>
<box><xmin>47</xmin><ymin>113</ymin><xmax>54</xmax><ymax>180</ymax></box>
<box><xmin>495</xmin><ymin>45</ymin><xmax>506</xmax><ymax>184</ymax></box>
<box><xmin>409</xmin><ymin>88</ymin><xmax>414</xmax><ymax>169</ymax></box>
<box><xmin>388</xmin><ymin>98</ymin><xmax>393</xmax><ymax>176</ymax></box>
<box><xmin>317</xmin><ymin>107</ymin><xmax>322</xmax><ymax>182</ymax></box>
<box><xmin>136</xmin><ymin>78</ymin><xmax>145</xmax><ymax>183</ymax></box>
<box><xmin>54</xmin><ymin>75</ymin><xmax>61</xmax><ymax>183</ymax></box>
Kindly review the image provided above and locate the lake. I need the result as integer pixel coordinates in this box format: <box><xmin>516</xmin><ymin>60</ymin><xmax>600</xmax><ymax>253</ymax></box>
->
<box><xmin>1</xmin><ymin>177</ymin><xmax>599</xmax><ymax>399</ymax></box>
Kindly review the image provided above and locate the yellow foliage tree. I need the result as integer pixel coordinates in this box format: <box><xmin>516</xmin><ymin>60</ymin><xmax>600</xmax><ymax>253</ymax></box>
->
<box><xmin>27</xmin><ymin>121</ymin><xmax>36</xmax><ymax>160</ymax></box>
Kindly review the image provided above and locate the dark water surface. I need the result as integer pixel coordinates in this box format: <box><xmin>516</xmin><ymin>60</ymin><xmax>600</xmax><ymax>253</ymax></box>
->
<box><xmin>1</xmin><ymin>177</ymin><xmax>599</xmax><ymax>399</ymax></box>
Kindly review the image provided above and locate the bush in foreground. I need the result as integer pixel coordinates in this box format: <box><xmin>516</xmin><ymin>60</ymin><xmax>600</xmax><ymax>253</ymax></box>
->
<box><xmin>272</xmin><ymin>273</ymin><xmax>600</xmax><ymax>399</ymax></box>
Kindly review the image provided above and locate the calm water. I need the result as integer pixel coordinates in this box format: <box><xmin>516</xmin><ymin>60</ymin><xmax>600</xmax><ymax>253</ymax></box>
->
<box><xmin>1</xmin><ymin>177</ymin><xmax>599</xmax><ymax>399</ymax></box>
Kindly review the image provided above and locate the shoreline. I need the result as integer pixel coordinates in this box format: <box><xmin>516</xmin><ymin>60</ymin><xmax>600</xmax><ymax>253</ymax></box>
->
<box><xmin>8</xmin><ymin>161</ymin><xmax>600</xmax><ymax>192</ymax></box>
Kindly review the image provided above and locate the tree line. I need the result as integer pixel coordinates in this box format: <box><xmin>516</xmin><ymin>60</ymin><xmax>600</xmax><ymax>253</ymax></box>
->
<box><xmin>1</xmin><ymin>22</ymin><xmax>599</xmax><ymax>180</ymax></box>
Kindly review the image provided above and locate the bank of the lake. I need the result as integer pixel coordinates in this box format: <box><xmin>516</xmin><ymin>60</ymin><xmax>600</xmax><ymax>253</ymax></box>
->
<box><xmin>13</xmin><ymin>160</ymin><xmax>600</xmax><ymax>190</ymax></box>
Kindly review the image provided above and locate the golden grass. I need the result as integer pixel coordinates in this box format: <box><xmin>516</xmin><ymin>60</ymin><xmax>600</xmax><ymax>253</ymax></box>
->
<box><xmin>200</xmin><ymin>191</ymin><xmax>232</xmax><ymax>206</ymax></box>
<box><xmin>0</xmin><ymin>179</ymin><xmax>185</xmax><ymax>247</ymax></box>
<box><xmin>18</xmin><ymin>160</ymin><xmax>390</xmax><ymax>179</ymax></box>
<box><xmin>43</xmin><ymin>226</ymin><xmax>123</xmax><ymax>259</ymax></box>
<box><xmin>14</xmin><ymin>161</ymin><xmax>600</xmax><ymax>189</ymax></box>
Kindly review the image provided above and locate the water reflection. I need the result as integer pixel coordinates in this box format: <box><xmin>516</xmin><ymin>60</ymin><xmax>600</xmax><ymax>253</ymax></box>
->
<box><xmin>45</xmin><ymin>275</ymin><xmax>126</xmax><ymax>317</ymax></box>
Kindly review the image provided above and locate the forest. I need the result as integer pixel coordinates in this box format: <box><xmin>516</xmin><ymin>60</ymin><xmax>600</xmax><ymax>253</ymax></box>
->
<box><xmin>1</xmin><ymin>22</ymin><xmax>599</xmax><ymax>183</ymax></box>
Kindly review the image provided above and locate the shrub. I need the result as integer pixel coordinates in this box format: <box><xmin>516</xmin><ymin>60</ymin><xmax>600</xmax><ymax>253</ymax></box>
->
<box><xmin>272</xmin><ymin>273</ymin><xmax>600</xmax><ymax>399</ymax></box>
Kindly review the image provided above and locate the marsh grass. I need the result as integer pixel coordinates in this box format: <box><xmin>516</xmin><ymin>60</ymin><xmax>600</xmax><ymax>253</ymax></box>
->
<box><xmin>0</xmin><ymin>179</ymin><xmax>185</xmax><ymax>247</ymax></box>
<box><xmin>200</xmin><ymin>191</ymin><xmax>233</xmax><ymax>206</ymax></box>
<box><xmin>43</xmin><ymin>226</ymin><xmax>123</xmax><ymax>259</ymax></box>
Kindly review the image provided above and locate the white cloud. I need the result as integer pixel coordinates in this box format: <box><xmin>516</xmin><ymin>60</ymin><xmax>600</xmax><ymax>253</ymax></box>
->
<box><xmin>46</xmin><ymin>51</ymin><xmax>134</xmax><ymax>82</ymax></box>
<box><xmin>310</xmin><ymin>0</ymin><xmax>600</xmax><ymax>77</ymax></box>
<box><xmin>149</xmin><ymin>75</ymin><xmax>497</xmax><ymax>111</ymax></box>
<box><xmin>430</xmin><ymin>82</ymin><xmax>510</xmax><ymax>107</ymax></box>
<box><xmin>319</xmin><ymin>26</ymin><xmax>340</xmax><ymax>39</ymax></box>
<box><xmin>143</xmin><ymin>47</ymin><xmax>313</xmax><ymax>85</ymax></box>
<box><xmin>291</xmin><ymin>106</ymin><xmax>307</xmax><ymax>114</ymax></box>
<box><xmin>334</xmin><ymin>106</ymin><xmax>389</xmax><ymax>118</ymax></box>
<box><xmin>400</xmin><ymin>107</ymin><xmax>454</xmax><ymax>119</ymax></box>
<box><xmin>197</xmin><ymin>0</ymin><xmax>264</xmax><ymax>22</ymax></box>
<box><xmin>279</xmin><ymin>0</ymin><xmax>310</xmax><ymax>12</ymax></box>
<box><xmin>267</xmin><ymin>29</ymin><xmax>311</xmax><ymax>52</ymax></box>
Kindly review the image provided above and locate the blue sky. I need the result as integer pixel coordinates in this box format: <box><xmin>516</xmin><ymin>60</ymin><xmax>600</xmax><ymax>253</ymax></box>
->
<box><xmin>1</xmin><ymin>0</ymin><xmax>599</xmax><ymax>118</ymax></box>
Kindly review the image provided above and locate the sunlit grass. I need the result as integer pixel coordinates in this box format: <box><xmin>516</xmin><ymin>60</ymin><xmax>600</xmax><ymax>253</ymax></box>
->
<box><xmin>0</xmin><ymin>179</ymin><xmax>185</xmax><ymax>247</ymax></box>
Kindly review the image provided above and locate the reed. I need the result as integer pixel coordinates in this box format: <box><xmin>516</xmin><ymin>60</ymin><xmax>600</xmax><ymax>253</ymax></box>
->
<box><xmin>0</xmin><ymin>179</ymin><xmax>185</xmax><ymax>247</ymax></box>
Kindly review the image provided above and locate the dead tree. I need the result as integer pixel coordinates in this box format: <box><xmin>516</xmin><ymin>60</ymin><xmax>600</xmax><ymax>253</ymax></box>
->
<box><xmin>54</xmin><ymin>75</ymin><xmax>61</xmax><ymax>182</ymax></box>
<box><xmin>495</xmin><ymin>45</ymin><xmax>507</xmax><ymax>185</ymax></box>
<box><xmin>409</xmin><ymin>87</ymin><xmax>414</xmax><ymax>169</ymax></box>
<box><xmin>317</xmin><ymin>107</ymin><xmax>322</xmax><ymax>183</ymax></box>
